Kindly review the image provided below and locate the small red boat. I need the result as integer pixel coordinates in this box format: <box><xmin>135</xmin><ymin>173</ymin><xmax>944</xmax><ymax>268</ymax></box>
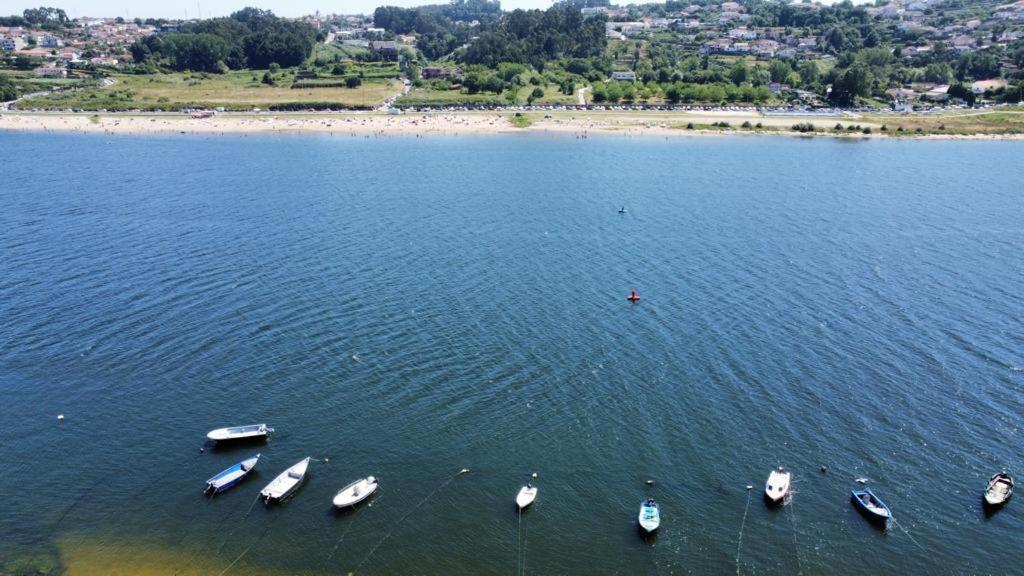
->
<box><xmin>627</xmin><ymin>290</ymin><xmax>640</xmax><ymax>302</ymax></box>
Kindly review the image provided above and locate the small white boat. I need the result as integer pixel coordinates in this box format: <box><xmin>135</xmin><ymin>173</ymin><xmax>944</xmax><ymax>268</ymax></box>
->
<box><xmin>207</xmin><ymin>424</ymin><xmax>273</xmax><ymax>442</ymax></box>
<box><xmin>516</xmin><ymin>484</ymin><xmax>538</xmax><ymax>509</ymax></box>
<box><xmin>765</xmin><ymin>467</ymin><xmax>791</xmax><ymax>504</ymax></box>
<box><xmin>639</xmin><ymin>498</ymin><xmax>660</xmax><ymax>533</ymax></box>
<box><xmin>332</xmin><ymin>476</ymin><xmax>379</xmax><ymax>508</ymax></box>
<box><xmin>260</xmin><ymin>457</ymin><xmax>310</xmax><ymax>502</ymax></box>
<box><xmin>984</xmin><ymin>471</ymin><xmax>1013</xmax><ymax>507</ymax></box>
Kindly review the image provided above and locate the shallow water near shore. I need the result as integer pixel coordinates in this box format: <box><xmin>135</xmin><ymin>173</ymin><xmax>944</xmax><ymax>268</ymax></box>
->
<box><xmin>1</xmin><ymin>132</ymin><xmax>1022</xmax><ymax>575</ymax></box>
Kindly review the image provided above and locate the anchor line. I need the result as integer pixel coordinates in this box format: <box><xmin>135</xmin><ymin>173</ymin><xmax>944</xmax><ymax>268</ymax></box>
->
<box><xmin>355</xmin><ymin>469</ymin><xmax>465</xmax><ymax>571</ymax></box>
<box><xmin>521</xmin><ymin>507</ymin><xmax>530</xmax><ymax>576</ymax></box>
<box><xmin>214</xmin><ymin>494</ymin><xmax>261</xmax><ymax>556</ymax></box>
<box><xmin>517</xmin><ymin>508</ymin><xmax>523</xmax><ymax>576</ymax></box>
<box><xmin>892</xmin><ymin>518</ymin><xmax>927</xmax><ymax>552</ymax></box>
<box><xmin>325</xmin><ymin>494</ymin><xmax>381</xmax><ymax>566</ymax></box>
<box><xmin>216</xmin><ymin>525</ymin><xmax>270</xmax><ymax>576</ymax></box>
<box><xmin>735</xmin><ymin>489</ymin><xmax>751</xmax><ymax>576</ymax></box>
<box><xmin>787</xmin><ymin>494</ymin><xmax>804</xmax><ymax>575</ymax></box>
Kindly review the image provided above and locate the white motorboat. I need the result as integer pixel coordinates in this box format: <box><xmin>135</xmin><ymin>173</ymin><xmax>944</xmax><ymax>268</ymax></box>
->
<box><xmin>516</xmin><ymin>484</ymin><xmax>538</xmax><ymax>510</ymax></box>
<box><xmin>765</xmin><ymin>467</ymin><xmax>791</xmax><ymax>504</ymax></box>
<box><xmin>332</xmin><ymin>476</ymin><xmax>379</xmax><ymax>508</ymax></box>
<box><xmin>206</xmin><ymin>423</ymin><xmax>273</xmax><ymax>442</ymax></box>
<box><xmin>639</xmin><ymin>499</ymin><xmax>660</xmax><ymax>533</ymax></box>
<box><xmin>260</xmin><ymin>457</ymin><xmax>310</xmax><ymax>502</ymax></box>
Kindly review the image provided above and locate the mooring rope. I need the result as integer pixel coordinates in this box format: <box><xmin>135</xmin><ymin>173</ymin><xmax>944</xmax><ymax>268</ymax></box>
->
<box><xmin>325</xmin><ymin>493</ymin><xmax>382</xmax><ymax>566</ymax></box>
<box><xmin>516</xmin><ymin>507</ymin><xmax>523</xmax><ymax>576</ymax></box>
<box><xmin>214</xmin><ymin>494</ymin><xmax>261</xmax><ymax>555</ymax></box>
<box><xmin>521</xmin><ymin>507</ymin><xmax>530</xmax><ymax>576</ymax></box>
<box><xmin>786</xmin><ymin>494</ymin><xmax>804</xmax><ymax>575</ymax></box>
<box><xmin>215</xmin><ymin>525</ymin><xmax>269</xmax><ymax>576</ymax></box>
<box><xmin>355</xmin><ymin>468</ymin><xmax>469</xmax><ymax>572</ymax></box>
<box><xmin>892</xmin><ymin>518</ymin><xmax>927</xmax><ymax>552</ymax></box>
<box><xmin>735</xmin><ymin>488</ymin><xmax>752</xmax><ymax>576</ymax></box>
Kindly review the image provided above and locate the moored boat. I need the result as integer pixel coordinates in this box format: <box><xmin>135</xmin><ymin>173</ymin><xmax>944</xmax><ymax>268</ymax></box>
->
<box><xmin>764</xmin><ymin>466</ymin><xmax>791</xmax><ymax>504</ymax></box>
<box><xmin>260</xmin><ymin>457</ymin><xmax>310</xmax><ymax>502</ymax></box>
<box><xmin>984</xmin><ymin>471</ymin><xmax>1013</xmax><ymax>507</ymax></box>
<box><xmin>639</xmin><ymin>498</ymin><xmax>660</xmax><ymax>533</ymax></box>
<box><xmin>850</xmin><ymin>487</ymin><xmax>891</xmax><ymax>525</ymax></box>
<box><xmin>332</xmin><ymin>476</ymin><xmax>379</xmax><ymax>508</ymax></box>
<box><xmin>205</xmin><ymin>454</ymin><xmax>260</xmax><ymax>494</ymax></box>
<box><xmin>206</xmin><ymin>424</ymin><xmax>274</xmax><ymax>442</ymax></box>
<box><xmin>516</xmin><ymin>484</ymin><xmax>538</xmax><ymax>510</ymax></box>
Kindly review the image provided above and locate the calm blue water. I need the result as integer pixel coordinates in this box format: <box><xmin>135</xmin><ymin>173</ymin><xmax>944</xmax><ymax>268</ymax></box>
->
<box><xmin>1</xmin><ymin>132</ymin><xmax>1022</xmax><ymax>575</ymax></box>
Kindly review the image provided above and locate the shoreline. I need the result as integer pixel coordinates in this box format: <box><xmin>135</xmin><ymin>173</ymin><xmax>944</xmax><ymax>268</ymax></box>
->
<box><xmin>2</xmin><ymin>110</ymin><xmax>1023</xmax><ymax>140</ymax></box>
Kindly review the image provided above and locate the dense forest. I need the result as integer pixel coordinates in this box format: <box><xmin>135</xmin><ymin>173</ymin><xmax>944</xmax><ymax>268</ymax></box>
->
<box><xmin>129</xmin><ymin>8</ymin><xmax>318</xmax><ymax>72</ymax></box>
<box><xmin>373</xmin><ymin>1</ymin><xmax>606</xmax><ymax>68</ymax></box>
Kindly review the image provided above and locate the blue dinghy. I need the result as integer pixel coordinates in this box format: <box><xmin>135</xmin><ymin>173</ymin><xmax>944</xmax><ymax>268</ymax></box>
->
<box><xmin>205</xmin><ymin>454</ymin><xmax>260</xmax><ymax>494</ymax></box>
<box><xmin>850</xmin><ymin>487</ymin><xmax>891</xmax><ymax>525</ymax></box>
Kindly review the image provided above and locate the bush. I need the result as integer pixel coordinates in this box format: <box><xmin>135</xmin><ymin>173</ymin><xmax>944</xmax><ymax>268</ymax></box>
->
<box><xmin>268</xmin><ymin>102</ymin><xmax>371</xmax><ymax>111</ymax></box>
<box><xmin>261</xmin><ymin>71</ymin><xmax>275</xmax><ymax>86</ymax></box>
<box><xmin>741</xmin><ymin>120</ymin><xmax>752</xmax><ymax>128</ymax></box>
<box><xmin>345</xmin><ymin>76</ymin><xmax>362</xmax><ymax>88</ymax></box>
<box><xmin>834</xmin><ymin>123</ymin><xmax>843</xmax><ymax>130</ymax></box>
<box><xmin>791</xmin><ymin>122</ymin><xmax>816</xmax><ymax>133</ymax></box>
<box><xmin>897</xmin><ymin>126</ymin><xmax>904</xmax><ymax>132</ymax></box>
<box><xmin>880</xmin><ymin>124</ymin><xmax>887</xmax><ymax>131</ymax></box>
<box><xmin>686</xmin><ymin>122</ymin><xmax>694</xmax><ymax>129</ymax></box>
<box><xmin>755</xmin><ymin>122</ymin><xmax>762</xmax><ymax>128</ymax></box>
<box><xmin>862</xmin><ymin>126</ymin><xmax>872</xmax><ymax>134</ymax></box>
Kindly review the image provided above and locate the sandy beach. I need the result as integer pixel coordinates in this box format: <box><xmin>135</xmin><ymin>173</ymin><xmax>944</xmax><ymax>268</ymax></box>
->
<box><xmin>1</xmin><ymin>109</ymin><xmax>1022</xmax><ymax>139</ymax></box>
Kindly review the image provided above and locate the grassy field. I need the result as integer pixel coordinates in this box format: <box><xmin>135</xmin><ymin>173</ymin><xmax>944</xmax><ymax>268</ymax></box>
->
<box><xmin>395</xmin><ymin>87</ymin><xmax>507</xmax><ymax>107</ymax></box>
<box><xmin>862</xmin><ymin>109</ymin><xmax>1024</xmax><ymax>135</ymax></box>
<box><xmin>18</xmin><ymin>71</ymin><xmax>401</xmax><ymax>111</ymax></box>
<box><xmin>396</xmin><ymin>83</ymin><xmax>580</xmax><ymax>107</ymax></box>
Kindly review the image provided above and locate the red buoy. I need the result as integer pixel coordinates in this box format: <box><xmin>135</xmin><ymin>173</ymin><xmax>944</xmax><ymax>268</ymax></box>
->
<box><xmin>627</xmin><ymin>290</ymin><xmax>640</xmax><ymax>302</ymax></box>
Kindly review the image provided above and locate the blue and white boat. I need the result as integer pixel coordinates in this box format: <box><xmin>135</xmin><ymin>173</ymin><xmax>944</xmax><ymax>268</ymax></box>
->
<box><xmin>850</xmin><ymin>487</ymin><xmax>891</xmax><ymax>525</ymax></box>
<box><xmin>205</xmin><ymin>454</ymin><xmax>260</xmax><ymax>494</ymax></box>
<box><xmin>639</xmin><ymin>498</ymin><xmax>660</xmax><ymax>533</ymax></box>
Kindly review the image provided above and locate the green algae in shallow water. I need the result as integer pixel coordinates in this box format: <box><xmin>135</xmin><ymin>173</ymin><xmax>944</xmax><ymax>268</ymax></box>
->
<box><xmin>1</xmin><ymin>555</ymin><xmax>59</xmax><ymax>576</ymax></box>
<box><xmin>55</xmin><ymin>537</ymin><xmax>326</xmax><ymax>576</ymax></box>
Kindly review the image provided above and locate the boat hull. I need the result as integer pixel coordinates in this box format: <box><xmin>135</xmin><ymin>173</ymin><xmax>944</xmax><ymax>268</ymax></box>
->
<box><xmin>764</xmin><ymin>469</ymin><xmax>791</xmax><ymax>505</ymax></box>
<box><xmin>261</xmin><ymin>458</ymin><xmax>310</xmax><ymax>502</ymax></box>
<box><xmin>206</xmin><ymin>424</ymin><xmax>273</xmax><ymax>443</ymax></box>
<box><xmin>333</xmin><ymin>478</ymin><xmax>378</xmax><ymax>508</ymax></box>
<box><xmin>638</xmin><ymin>502</ymin><xmax>660</xmax><ymax>533</ymax></box>
<box><xmin>983</xmin><ymin>473</ymin><xmax>1013</xmax><ymax>508</ymax></box>
<box><xmin>516</xmin><ymin>487</ymin><xmax>537</xmax><ymax>510</ymax></box>
<box><xmin>851</xmin><ymin>489</ymin><xmax>891</xmax><ymax>526</ymax></box>
<box><xmin>205</xmin><ymin>455</ymin><xmax>260</xmax><ymax>494</ymax></box>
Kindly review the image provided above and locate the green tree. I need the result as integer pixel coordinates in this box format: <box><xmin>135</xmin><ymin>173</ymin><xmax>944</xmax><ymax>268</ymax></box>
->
<box><xmin>768</xmin><ymin>59</ymin><xmax>791</xmax><ymax>83</ymax></box>
<box><xmin>829</xmin><ymin>64</ymin><xmax>872</xmax><ymax>106</ymax></box>
<box><xmin>729</xmin><ymin>60</ymin><xmax>748</xmax><ymax>86</ymax></box>
<box><xmin>798</xmin><ymin>61</ymin><xmax>820</xmax><ymax>88</ymax></box>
